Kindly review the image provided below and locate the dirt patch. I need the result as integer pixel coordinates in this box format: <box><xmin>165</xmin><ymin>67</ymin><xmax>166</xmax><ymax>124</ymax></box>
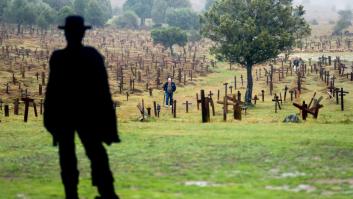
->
<box><xmin>266</xmin><ymin>184</ymin><xmax>316</xmax><ymax>192</ymax></box>
<box><xmin>313</xmin><ymin>178</ymin><xmax>353</xmax><ymax>185</ymax></box>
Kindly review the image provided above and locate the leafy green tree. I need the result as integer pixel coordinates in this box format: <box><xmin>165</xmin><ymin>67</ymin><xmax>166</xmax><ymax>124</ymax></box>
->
<box><xmin>115</xmin><ymin>11</ymin><xmax>139</xmax><ymax>29</ymax></box>
<box><xmin>202</xmin><ymin>0</ymin><xmax>310</xmax><ymax>104</ymax></box>
<box><xmin>151</xmin><ymin>27</ymin><xmax>187</xmax><ymax>55</ymax></box>
<box><xmin>98</xmin><ymin>0</ymin><xmax>113</xmax><ymax>23</ymax></box>
<box><xmin>333</xmin><ymin>10</ymin><xmax>353</xmax><ymax>35</ymax></box>
<box><xmin>43</xmin><ymin>0</ymin><xmax>72</xmax><ymax>11</ymax></box>
<box><xmin>74</xmin><ymin>0</ymin><xmax>87</xmax><ymax>16</ymax></box>
<box><xmin>165</xmin><ymin>8</ymin><xmax>200</xmax><ymax>30</ymax></box>
<box><xmin>123</xmin><ymin>0</ymin><xmax>153</xmax><ymax>26</ymax></box>
<box><xmin>205</xmin><ymin>0</ymin><xmax>215</xmax><ymax>10</ymax></box>
<box><xmin>36</xmin><ymin>2</ymin><xmax>56</xmax><ymax>30</ymax></box>
<box><xmin>187</xmin><ymin>30</ymin><xmax>201</xmax><ymax>44</ymax></box>
<box><xmin>86</xmin><ymin>0</ymin><xmax>106</xmax><ymax>27</ymax></box>
<box><xmin>0</xmin><ymin>0</ymin><xmax>10</xmax><ymax>22</ymax></box>
<box><xmin>57</xmin><ymin>5</ymin><xmax>74</xmax><ymax>24</ymax></box>
<box><xmin>151</xmin><ymin>0</ymin><xmax>168</xmax><ymax>25</ymax></box>
<box><xmin>165</xmin><ymin>0</ymin><xmax>191</xmax><ymax>9</ymax></box>
<box><xmin>4</xmin><ymin>0</ymin><xmax>37</xmax><ymax>34</ymax></box>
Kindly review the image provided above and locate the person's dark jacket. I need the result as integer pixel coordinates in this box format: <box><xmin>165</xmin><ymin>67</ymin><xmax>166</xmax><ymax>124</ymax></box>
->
<box><xmin>44</xmin><ymin>46</ymin><xmax>120</xmax><ymax>145</ymax></box>
<box><xmin>163</xmin><ymin>82</ymin><xmax>176</xmax><ymax>94</ymax></box>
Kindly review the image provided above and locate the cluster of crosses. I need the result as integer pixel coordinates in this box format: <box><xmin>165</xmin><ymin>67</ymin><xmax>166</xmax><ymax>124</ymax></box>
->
<box><xmin>0</xmin><ymin>24</ymin><xmax>216</xmax><ymax>122</ymax></box>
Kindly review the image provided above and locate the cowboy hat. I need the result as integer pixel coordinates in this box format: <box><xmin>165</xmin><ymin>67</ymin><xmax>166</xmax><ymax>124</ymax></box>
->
<box><xmin>58</xmin><ymin>16</ymin><xmax>92</xmax><ymax>30</ymax></box>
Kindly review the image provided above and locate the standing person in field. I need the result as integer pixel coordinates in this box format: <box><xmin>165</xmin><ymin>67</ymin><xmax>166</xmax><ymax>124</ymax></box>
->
<box><xmin>44</xmin><ymin>16</ymin><xmax>120</xmax><ymax>199</ymax></box>
<box><xmin>163</xmin><ymin>77</ymin><xmax>176</xmax><ymax>108</ymax></box>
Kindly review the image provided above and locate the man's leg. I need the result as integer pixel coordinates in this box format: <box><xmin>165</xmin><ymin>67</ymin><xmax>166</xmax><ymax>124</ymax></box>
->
<box><xmin>58</xmin><ymin>130</ymin><xmax>79</xmax><ymax>199</ymax></box>
<box><xmin>78</xmin><ymin>131</ymin><xmax>119</xmax><ymax>199</ymax></box>
<box><xmin>165</xmin><ymin>93</ymin><xmax>170</xmax><ymax>107</ymax></box>
<box><xmin>169</xmin><ymin>93</ymin><xmax>173</xmax><ymax>107</ymax></box>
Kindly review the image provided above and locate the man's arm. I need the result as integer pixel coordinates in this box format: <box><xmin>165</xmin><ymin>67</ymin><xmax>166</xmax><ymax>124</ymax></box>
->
<box><xmin>172</xmin><ymin>83</ymin><xmax>177</xmax><ymax>92</ymax></box>
<box><xmin>44</xmin><ymin>51</ymin><xmax>60</xmax><ymax>146</ymax></box>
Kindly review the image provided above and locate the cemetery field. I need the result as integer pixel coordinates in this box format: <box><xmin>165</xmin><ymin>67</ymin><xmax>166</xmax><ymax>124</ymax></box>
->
<box><xmin>1</xmin><ymin>62</ymin><xmax>353</xmax><ymax>199</ymax></box>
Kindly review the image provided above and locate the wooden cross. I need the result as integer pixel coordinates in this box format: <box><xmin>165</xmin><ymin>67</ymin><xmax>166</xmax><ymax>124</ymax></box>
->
<box><xmin>172</xmin><ymin>100</ymin><xmax>177</xmax><ymax>118</ymax></box>
<box><xmin>126</xmin><ymin>92</ymin><xmax>129</xmax><ymax>101</ymax></box>
<box><xmin>156</xmin><ymin>103</ymin><xmax>161</xmax><ymax>118</ymax></box>
<box><xmin>200</xmin><ymin>90</ymin><xmax>210</xmax><ymax>123</ymax></box>
<box><xmin>272</xmin><ymin>94</ymin><xmax>282</xmax><ymax>113</ymax></box>
<box><xmin>13</xmin><ymin>99</ymin><xmax>19</xmax><ymax>115</ymax></box>
<box><xmin>21</xmin><ymin>97</ymin><xmax>38</xmax><ymax>122</ymax></box>
<box><xmin>293</xmin><ymin>101</ymin><xmax>307</xmax><ymax>120</ymax></box>
<box><xmin>252</xmin><ymin>95</ymin><xmax>259</xmax><ymax>105</ymax></box>
<box><xmin>237</xmin><ymin>91</ymin><xmax>242</xmax><ymax>103</ymax></box>
<box><xmin>183</xmin><ymin>101</ymin><xmax>192</xmax><ymax>113</ymax></box>
<box><xmin>4</xmin><ymin>105</ymin><xmax>9</xmax><ymax>117</ymax></box>
<box><xmin>209</xmin><ymin>91</ymin><xmax>214</xmax><ymax>99</ymax></box>
<box><xmin>293</xmin><ymin>95</ymin><xmax>323</xmax><ymax>120</ymax></box>
<box><xmin>6</xmin><ymin>83</ymin><xmax>9</xmax><ymax>94</ymax></box>
<box><xmin>223</xmin><ymin>83</ymin><xmax>228</xmax><ymax>96</ymax></box>
<box><xmin>327</xmin><ymin>84</ymin><xmax>336</xmax><ymax>98</ymax></box>
<box><xmin>146</xmin><ymin>107</ymin><xmax>152</xmax><ymax>117</ymax></box>
<box><xmin>240</xmin><ymin>74</ymin><xmax>244</xmax><ymax>87</ymax></box>
<box><xmin>339</xmin><ymin>88</ymin><xmax>349</xmax><ymax>111</ymax></box>
<box><xmin>149</xmin><ymin>88</ymin><xmax>153</xmax><ymax>97</ymax></box>
<box><xmin>229</xmin><ymin>86</ymin><xmax>233</xmax><ymax>94</ymax></box>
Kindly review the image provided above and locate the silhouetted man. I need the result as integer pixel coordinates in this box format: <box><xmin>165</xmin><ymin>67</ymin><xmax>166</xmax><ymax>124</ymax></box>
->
<box><xmin>44</xmin><ymin>16</ymin><xmax>120</xmax><ymax>199</ymax></box>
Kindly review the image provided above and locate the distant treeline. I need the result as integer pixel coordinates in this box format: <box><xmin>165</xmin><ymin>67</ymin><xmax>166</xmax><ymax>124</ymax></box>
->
<box><xmin>0</xmin><ymin>0</ymin><xmax>208</xmax><ymax>32</ymax></box>
<box><xmin>0</xmin><ymin>0</ymin><xmax>113</xmax><ymax>33</ymax></box>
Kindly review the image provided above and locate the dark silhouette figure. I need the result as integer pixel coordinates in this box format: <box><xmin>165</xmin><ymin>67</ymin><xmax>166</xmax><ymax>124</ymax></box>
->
<box><xmin>44</xmin><ymin>16</ymin><xmax>120</xmax><ymax>199</ymax></box>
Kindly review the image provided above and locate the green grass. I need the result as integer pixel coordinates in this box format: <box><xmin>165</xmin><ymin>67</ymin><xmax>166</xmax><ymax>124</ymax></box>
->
<box><xmin>1</xmin><ymin>61</ymin><xmax>353</xmax><ymax>199</ymax></box>
<box><xmin>1</xmin><ymin>120</ymin><xmax>353</xmax><ymax>199</ymax></box>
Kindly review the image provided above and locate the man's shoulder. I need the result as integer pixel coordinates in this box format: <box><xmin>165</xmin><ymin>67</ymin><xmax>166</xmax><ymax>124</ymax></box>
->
<box><xmin>83</xmin><ymin>46</ymin><xmax>102</xmax><ymax>56</ymax></box>
<box><xmin>51</xmin><ymin>49</ymin><xmax>64</xmax><ymax>58</ymax></box>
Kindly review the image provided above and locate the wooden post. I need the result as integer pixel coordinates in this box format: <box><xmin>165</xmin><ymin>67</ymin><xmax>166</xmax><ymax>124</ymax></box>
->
<box><xmin>153</xmin><ymin>101</ymin><xmax>157</xmax><ymax>117</ymax></box>
<box><xmin>173</xmin><ymin>100</ymin><xmax>177</xmax><ymax>118</ymax></box>
<box><xmin>302</xmin><ymin>101</ymin><xmax>308</xmax><ymax>120</ymax></box>
<box><xmin>223</xmin><ymin>96</ymin><xmax>227</xmax><ymax>122</ymax></box>
<box><xmin>157</xmin><ymin>104</ymin><xmax>161</xmax><ymax>118</ymax></box>
<box><xmin>223</xmin><ymin>83</ymin><xmax>228</xmax><ymax>97</ymax></box>
<box><xmin>340</xmin><ymin>88</ymin><xmax>349</xmax><ymax>111</ymax></box>
<box><xmin>284</xmin><ymin>85</ymin><xmax>288</xmax><ymax>101</ymax></box>
<box><xmin>40</xmin><ymin>99</ymin><xmax>43</xmax><ymax>115</ymax></box>
<box><xmin>201</xmin><ymin>90</ymin><xmax>209</xmax><ymax>123</ymax></box>
<box><xmin>4</xmin><ymin>105</ymin><xmax>9</xmax><ymax>117</ymax></box>
<box><xmin>14</xmin><ymin>99</ymin><xmax>19</xmax><ymax>115</ymax></box>
<box><xmin>196</xmin><ymin>93</ymin><xmax>200</xmax><ymax>110</ymax></box>
<box><xmin>147</xmin><ymin>107</ymin><xmax>151</xmax><ymax>117</ymax></box>
<box><xmin>23</xmin><ymin>99</ymin><xmax>30</xmax><ymax>122</ymax></box>
<box><xmin>233</xmin><ymin>103</ymin><xmax>242</xmax><ymax>121</ymax></box>
<box><xmin>39</xmin><ymin>84</ymin><xmax>42</xmax><ymax>95</ymax></box>
<box><xmin>183</xmin><ymin>101</ymin><xmax>192</xmax><ymax>113</ymax></box>
<box><xmin>41</xmin><ymin>71</ymin><xmax>46</xmax><ymax>85</ymax></box>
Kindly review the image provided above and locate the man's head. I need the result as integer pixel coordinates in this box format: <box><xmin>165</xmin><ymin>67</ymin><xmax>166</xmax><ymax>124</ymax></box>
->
<box><xmin>59</xmin><ymin>16</ymin><xmax>91</xmax><ymax>46</ymax></box>
<box><xmin>168</xmin><ymin>78</ymin><xmax>172</xmax><ymax>83</ymax></box>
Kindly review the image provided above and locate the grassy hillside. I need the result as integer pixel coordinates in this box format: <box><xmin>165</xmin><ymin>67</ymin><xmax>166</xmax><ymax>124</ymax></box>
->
<box><xmin>1</xmin><ymin>60</ymin><xmax>353</xmax><ymax>198</ymax></box>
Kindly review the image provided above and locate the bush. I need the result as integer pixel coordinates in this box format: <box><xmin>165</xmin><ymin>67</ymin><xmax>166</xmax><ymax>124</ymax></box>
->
<box><xmin>115</xmin><ymin>11</ymin><xmax>139</xmax><ymax>29</ymax></box>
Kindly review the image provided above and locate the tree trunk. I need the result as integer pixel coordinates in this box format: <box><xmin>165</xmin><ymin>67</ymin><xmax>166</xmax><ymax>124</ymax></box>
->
<box><xmin>170</xmin><ymin>46</ymin><xmax>174</xmax><ymax>56</ymax></box>
<box><xmin>245</xmin><ymin>63</ymin><xmax>253</xmax><ymax>104</ymax></box>
<box><xmin>141</xmin><ymin>17</ymin><xmax>145</xmax><ymax>27</ymax></box>
<box><xmin>17</xmin><ymin>23</ymin><xmax>21</xmax><ymax>35</ymax></box>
